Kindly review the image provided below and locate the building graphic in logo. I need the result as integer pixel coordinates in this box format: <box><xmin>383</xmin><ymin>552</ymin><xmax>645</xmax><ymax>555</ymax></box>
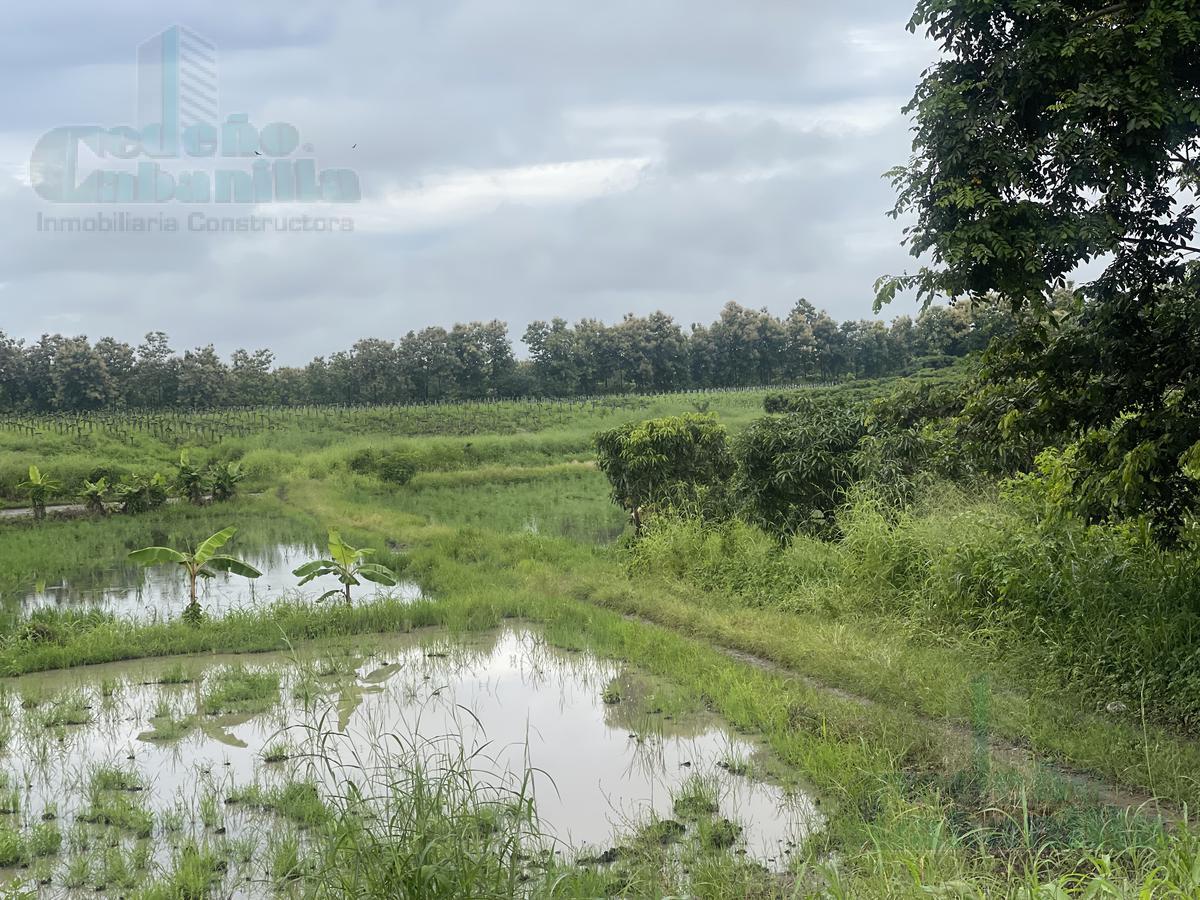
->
<box><xmin>30</xmin><ymin>26</ymin><xmax>359</xmax><ymax>205</ymax></box>
<box><xmin>137</xmin><ymin>26</ymin><xmax>219</xmax><ymax>157</ymax></box>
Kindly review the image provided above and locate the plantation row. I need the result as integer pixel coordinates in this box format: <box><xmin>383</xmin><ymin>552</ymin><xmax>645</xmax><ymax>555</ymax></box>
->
<box><xmin>0</xmin><ymin>386</ymin><xmax>816</xmax><ymax>444</ymax></box>
<box><xmin>0</xmin><ymin>299</ymin><xmax>1003</xmax><ymax>413</ymax></box>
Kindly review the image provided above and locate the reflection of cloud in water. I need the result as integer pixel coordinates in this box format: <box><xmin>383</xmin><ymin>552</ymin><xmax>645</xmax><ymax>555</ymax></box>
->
<box><xmin>17</xmin><ymin>542</ymin><xmax>423</xmax><ymax>621</ymax></box>
<box><xmin>3</xmin><ymin>628</ymin><xmax>820</xmax><ymax>890</ymax></box>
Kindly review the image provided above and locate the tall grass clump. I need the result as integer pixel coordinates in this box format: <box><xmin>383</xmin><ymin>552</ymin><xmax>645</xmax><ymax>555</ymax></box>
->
<box><xmin>836</xmin><ymin>486</ymin><xmax>1200</xmax><ymax>728</ymax></box>
<box><xmin>630</xmin><ymin>517</ymin><xmax>842</xmax><ymax>614</ymax></box>
<box><xmin>303</xmin><ymin>732</ymin><xmax>540</xmax><ymax>898</ymax></box>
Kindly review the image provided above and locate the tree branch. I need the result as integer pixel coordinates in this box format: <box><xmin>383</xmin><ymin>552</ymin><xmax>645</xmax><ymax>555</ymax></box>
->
<box><xmin>1118</xmin><ymin>236</ymin><xmax>1200</xmax><ymax>255</ymax></box>
<box><xmin>1078</xmin><ymin>2</ymin><xmax>1129</xmax><ymax>26</ymax></box>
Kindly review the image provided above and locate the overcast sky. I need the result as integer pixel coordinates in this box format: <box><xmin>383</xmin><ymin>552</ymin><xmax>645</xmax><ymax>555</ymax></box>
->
<box><xmin>2</xmin><ymin>1</ymin><xmax>934</xmax><ymax>365</ymax></box>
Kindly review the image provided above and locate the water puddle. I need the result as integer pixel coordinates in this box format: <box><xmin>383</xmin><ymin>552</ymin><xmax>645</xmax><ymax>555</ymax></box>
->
<box><xmin>17</xmin><ymin>542</ymin><xmax>423</xmax><ymax>622</ymax></box>
<box><xmin>0</xmin><ymin>628</ymin><xmax>820</xmax><ymax>894</ymax></box>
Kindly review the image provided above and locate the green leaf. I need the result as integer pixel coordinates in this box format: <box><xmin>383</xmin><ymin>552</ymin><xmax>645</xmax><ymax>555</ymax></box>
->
<box><xmin>194</xmin><ymin>527</ymin><xmax>237</xmax><ymax>565</ymax></box>
<box><xmin>355</xmin><ymin>564</ymin><xmax>398</xmax><ymax>586</ymax></box>
<box><xmin>292</xmin><ymin>560</ymin><xmax>336</xmax><ymax>578</ymax></box>
<box><xmin>327</xmin><ymin>530</ymin><xmax>359</xmax><ymax>569</ymax></box>
<box><xmin>205</xmin><ymin>556</ymin><xmax>262</xmax><ymax>579</ymax></box>
<box><xmin>128</xmin><ymin>547</ymin><xmax>188</xmax><ymax>566</ymax></box>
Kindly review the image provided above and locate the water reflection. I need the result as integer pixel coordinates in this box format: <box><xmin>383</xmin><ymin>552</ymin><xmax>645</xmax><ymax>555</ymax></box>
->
<box><xmin>18</xmin><ymin>542</ymin><xmax>423</xmax><ymax>621</ymax></box>
<box><xmin>1</xmin><ymin>628</ymin><xmax>820</xmax><ymax>894</ymax></box>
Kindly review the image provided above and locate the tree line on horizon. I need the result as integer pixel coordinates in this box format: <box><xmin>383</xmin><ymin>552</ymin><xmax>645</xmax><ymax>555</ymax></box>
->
<box><xmin>0</xmin><ymin>299</ymin><xmax>1014</xmax><ymax>412</ymax></box>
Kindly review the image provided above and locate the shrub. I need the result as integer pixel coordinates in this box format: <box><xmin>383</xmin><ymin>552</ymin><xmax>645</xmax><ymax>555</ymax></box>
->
<box><xmin>113</xmin><ymin>473</ymin><xmax>169</xmax><ymax>514</ymax></box>
<box><xmin>595</xmin><ymin>414</ymin><xmax>734</xmax><ymax>531</ymax></box>
<box><xmin>733</xmin><ymin>400</ymin><xmax>866</xmax><ymax>537</ymax></box>
<box><xmin>173</xmin><ymin>451</ymin><xmax>209</xmax><ymax>505</ymax></box>
<box><xmin>376</xmin><ymin>450</ymin><xmax>417</xmax><ymax>486</ymax></box>
<box><xmin>631</xmin><ymin>517</ymin><xmax>842</xmax><ymax>613</ymax></box>
<box><xmin>78</xmin><ymin>476</ymin><xmax>110</xmax><ymax>515</ymax></box>
<box><xmin>344</xmin><ymin>447</ymin><xmax>418</xmax><ymax>486</ymax></box>
<box><xmin>239</xmin><ymin>448</ymin><xmax>294</xmax><ymax>482</ymax></box>
<box><xmin>346</xmin><ymin>448</ymin><xmax>381</xmax><ymax>476</ymax></box>
<box><xmin>837</xmin><ymin>487</ymin><xmax>1200</xmax><ymax>728</ymax></box>
<box><xmin>207</xmin><ymin>462</ymin><xmax>244</xmax><ymax>502</ymax></box>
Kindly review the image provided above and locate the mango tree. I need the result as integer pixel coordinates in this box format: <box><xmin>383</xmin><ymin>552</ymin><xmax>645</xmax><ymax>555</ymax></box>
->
<box><xmin>293</xmin><ymin>530</ymin><xmax>399</xmax><ymax>606</ymax></box>
<box><xmin>594</xmin><ymin>413</ymin><xmax>734</xmax><ymax>532</ymax></box>
<box><xmin>128</xmin><ymin>527</ymin><xmax>261</xmax><ymax>623</ymax></box>
<box><xmin>734</xmin><ymin>398</ymin><xmax>866</xmax><ymax>537</ymax></box>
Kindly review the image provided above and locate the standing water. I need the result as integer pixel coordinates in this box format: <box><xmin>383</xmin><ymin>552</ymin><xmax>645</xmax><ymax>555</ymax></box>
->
<box><xmin>0</xmin><ymin>627</ymin><xmax>820</xmax><ymax>894</ymax></box>
<box><xmin>15</xmin><ymin>542</ymin><xmax>423</xmax><ymax>621</ymax></box>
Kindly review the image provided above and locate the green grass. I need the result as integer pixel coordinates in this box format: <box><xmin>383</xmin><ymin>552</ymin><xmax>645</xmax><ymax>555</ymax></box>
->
<box><xmin>141</xmin><ymin>699</ymin><xmax>194</xmax><ymax>743</ymax></box>
<box><xmin>226</xmin><ymin>780</ymin><xmax>332</xmax><ymax>828</ymax></box>
<box><xmin>200</xmin><ymin>666</ymin><xmax>281</xmax><ymax>715</ymax></box>
<box><xmin>0</xmin><ymin>381</ymin><xmax>1196</xmax><ymax>896</ymax></box>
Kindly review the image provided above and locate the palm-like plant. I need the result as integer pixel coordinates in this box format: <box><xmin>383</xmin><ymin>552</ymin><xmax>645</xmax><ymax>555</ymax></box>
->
<box><xmin>208</xmin><ymin>462</ymin><xmax>244</xmax><ymax>502</ymax></box>
<box><xmin>78</xmin><ymin>477</ymin><xmax>109</xmax><ymax>516</ymax></box>
<box><xmin>114</xmin><ymin>472</ymin><xmax>170</xmax><ymax>515</ymax></box>
<box><xmin>18</xmin><ymin>466</ymin><xmax>60</xmax><ymax>521</ymax></box>
<box><xmin>174</xmin><ymin>451</ymin><xmax>209</xmax><ymax>505</ymax></box>
<box><xmin>128</xmin><ymin>526</ymin><xmax>262</xmax><ymax>624</ymax></box>
<box><xmin>293</xmin><ymin>530</ymin><xmax>398</xmax><ymax>606</ymax></box>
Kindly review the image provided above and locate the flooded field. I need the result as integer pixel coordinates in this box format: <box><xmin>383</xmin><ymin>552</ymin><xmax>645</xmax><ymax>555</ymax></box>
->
<box><xmin>0</xmin><ymin>627</ymin><xmax>819</xmax><ymax>896</ymax></box>
<box><xmin>14</xmin><ymin>541</ymin><xmax>423</xmax><ymax>622</ymax></box>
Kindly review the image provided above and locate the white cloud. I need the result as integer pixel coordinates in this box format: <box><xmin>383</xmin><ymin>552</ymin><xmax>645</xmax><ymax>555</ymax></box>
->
<box><xmin>0</xmin><ymin>0</ymin><xmax>931</xmax><ymax>362</ymax></box>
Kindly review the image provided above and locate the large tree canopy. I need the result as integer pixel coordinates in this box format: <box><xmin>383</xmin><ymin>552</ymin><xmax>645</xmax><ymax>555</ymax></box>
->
<box><xmin>882</xmin><ymin>0</ymin><xmax>1200</xmax><ymax>536</ymax></box>
<box><xmin>879</xmin><ymin>0</ymin><xmax>1200</xmax><ymax>313</ymax></box>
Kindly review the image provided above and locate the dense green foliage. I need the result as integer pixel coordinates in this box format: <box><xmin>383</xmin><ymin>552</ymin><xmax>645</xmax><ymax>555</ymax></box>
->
<box><xmin>0</xmin><ymin>299</ymin><xmax>1011</xmax><ymax>412</ymax></box>
<box><xmin>881</xmin><ymin>0</ymin><xmax>1200</xmax><ymax>533</ymax></box>
<box><xmin>734</xmin><ymin>398</ymin><xmax>867</xmax><ymax>535</ymax></box>
<box><xmin>594</xmin><ymin>414</ymin><xmax>733</xmax><ymax>528</ymax></box>
<box><xmin>881</xmin><ymin>0</ymin><xmax>1200</xmax><ymax>312</ymax></box>
<box><xmin>959</xmin><ymin>281</ymin><xmax>1200</xmax><ymax>536</ymax></box>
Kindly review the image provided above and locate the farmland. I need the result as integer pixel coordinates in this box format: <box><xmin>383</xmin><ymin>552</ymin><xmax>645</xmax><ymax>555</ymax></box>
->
<box><xmin>0</xmin><ymin>373</ymin><xmax>1195</xmax><ymax>897</ymax></box>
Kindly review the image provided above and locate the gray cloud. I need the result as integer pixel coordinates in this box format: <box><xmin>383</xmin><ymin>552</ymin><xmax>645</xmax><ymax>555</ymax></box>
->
<box><xmin>0</xmin><ymin>0</ymin><xmax>933</xmax><ymax>364</ymax></box>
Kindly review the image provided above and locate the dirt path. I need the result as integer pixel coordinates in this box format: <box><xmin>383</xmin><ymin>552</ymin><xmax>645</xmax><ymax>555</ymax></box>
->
<box><xmin>623</xmin><ymin>612</ymin><xmax>1178</xmax><ymax>821</ymax></box>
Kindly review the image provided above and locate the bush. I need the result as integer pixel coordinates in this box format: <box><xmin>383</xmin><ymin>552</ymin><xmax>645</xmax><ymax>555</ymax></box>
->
<box><xmin>113</xmin><ymin>473</ymin><xmax>169</xmax><ymax>515</ymax></box>
<box><xmin>595</xmin><ymin>414</ymin><xmax>734</xmax><ymax>529</ymax></box>
<box><xmin>207</xmin><ymin>462</ymin><xmax>244</xmax><ymax>502</ymax></box>
<box><xmin>630</xmin><ymin>517</ymin><xmax>842</xmax><ymax>613</ymax></box>
<box><xmin>376</xmin><ymin>450</ymin><xmax>417</xmax><ymax>486</ymax></box>
<box><xmin>733</xmin><ymin>399</ymin><xmax>866</xmax><ymax>537</ymax></box>
<box><xmin>239</xmin><ymin>448</ymin><xmax>294</xmax><ymax>482</ymax></box>
<box><xmin>344</xmin><ymin>447</ymin><xmax>418</xmax><ymax>485</ymax></box>
<box><xmin>837</xmin><ymin>488</ymin><xmax>1200</xmax><ymax>729</ymax></box>
<box><xmin>346</xmin><ymin>448</ymin><xmax>381</xmax><ymax>476</ymax></box>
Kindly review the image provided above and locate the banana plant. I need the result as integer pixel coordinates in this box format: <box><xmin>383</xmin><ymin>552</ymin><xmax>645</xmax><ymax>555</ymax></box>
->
<box><xmin>207</xmin><ymin>462</ymin><xmax>244</xmax><ymax>502</ymax></box>
<box><xmin>128</xmin><ymin>527</ymin><xmax>262</xmax><ymax>623</ymax></box>
<box><xmin>78</xmin><ymin>477</ymin><xmax>109</xmax><ymax>516</ymax></box>
<box><xmin>18</xmin><ymin>466</ymin><xmax>60</xmax><ymax>522</ymax></box>
<box><xmin>173</xmin><ymin>451</ymin><xmax>209</xmax><ymax>505</ymax></box>
<box><xmin>292</xmin><ymin>530</ymin><xmax>398</xmax><ymax>606</ymax></box>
